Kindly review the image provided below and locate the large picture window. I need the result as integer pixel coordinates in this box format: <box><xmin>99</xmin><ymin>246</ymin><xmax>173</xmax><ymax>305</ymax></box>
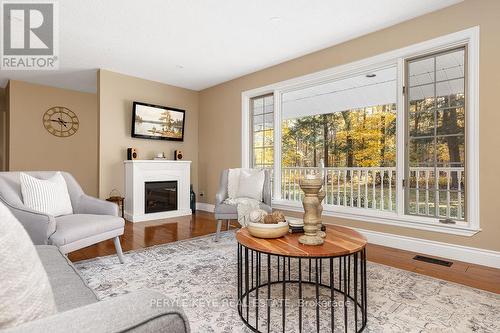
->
<box><xmin>281</xmin><ymin>67</ymin><xmax>397</xmax><ymax>211</ymax></box>
<box><xmin>242</xmin><ymin>28</ymin><xmax>479</xmax><ymax>235</ymax></box>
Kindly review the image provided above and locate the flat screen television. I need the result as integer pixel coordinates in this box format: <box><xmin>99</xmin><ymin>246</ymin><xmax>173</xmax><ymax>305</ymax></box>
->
<box><xmin>132</xmin><ymin>101</ymin><xmax>185</xmax><ymax>141</ymax></box>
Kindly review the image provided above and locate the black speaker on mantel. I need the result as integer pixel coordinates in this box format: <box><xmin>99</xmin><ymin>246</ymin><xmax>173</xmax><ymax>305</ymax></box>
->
<box><xmin>174</xmin><ymin>150</ymin><xmax>183</xmax><ymax>160</ymax></box>
<box><xmin>127</xmin><ymin>148</ymin><xmax>138</xmax><ymax>160</ymax></box>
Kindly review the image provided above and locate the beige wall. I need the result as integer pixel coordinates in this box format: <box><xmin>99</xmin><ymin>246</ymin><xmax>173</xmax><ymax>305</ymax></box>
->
<box><xmin>98</xmin><ymin>69</ymin><xmax>199</xmax><ymax>199</ymax></box>
<box><xmin>0</xmin><ymin>87</ymin><xmax>7</xmax><ymax>171</ymax></box>
<box><xmin>198</xmin><ymin>0</ymin><xmax>500</xmax><ymax>251</ymax></box>
<box><xmin>8</xmin><ymin>80</ymin><xmax>98</xmax><ymax>195</ymax></box>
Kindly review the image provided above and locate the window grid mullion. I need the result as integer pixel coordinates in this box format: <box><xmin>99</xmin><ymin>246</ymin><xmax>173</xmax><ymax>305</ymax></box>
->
<box><xmin>433</xmin><ymin>54</ymin><xmax>439</xmax><ymax>219</ymax></box>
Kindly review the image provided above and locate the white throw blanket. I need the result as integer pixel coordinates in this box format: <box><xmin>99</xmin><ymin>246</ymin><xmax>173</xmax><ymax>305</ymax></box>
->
<box><xmin>223</xmin><ymin>197</ymin><xmax>260</xmax><ymax>227</ymax></box>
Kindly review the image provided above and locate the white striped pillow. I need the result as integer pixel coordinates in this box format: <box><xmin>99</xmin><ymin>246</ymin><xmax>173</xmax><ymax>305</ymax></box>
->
<box><xmin>20</xmin><ymin>172</ymin><xmax>73</xmax><ymax>216</ymax></box>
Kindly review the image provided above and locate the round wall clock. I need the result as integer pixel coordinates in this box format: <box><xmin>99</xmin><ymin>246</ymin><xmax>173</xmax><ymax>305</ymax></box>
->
<box><xmin>43</xmin><ymin>106</ymin><xmax>79</xmax><ymax>137</ymax></box>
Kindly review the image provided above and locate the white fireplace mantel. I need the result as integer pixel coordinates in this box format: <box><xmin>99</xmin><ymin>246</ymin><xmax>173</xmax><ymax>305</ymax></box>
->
<box><xmin>124</xmin><ymin>160</ymin><xmax>192</xmax><ymax>222</ymax></box>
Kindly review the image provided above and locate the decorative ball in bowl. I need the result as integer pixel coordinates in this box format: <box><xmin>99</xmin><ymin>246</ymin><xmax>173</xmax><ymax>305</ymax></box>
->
<box><xmin>247</xmin><ymin>221</ymin><xmax>289</xmax><ymax>239</ymax></box>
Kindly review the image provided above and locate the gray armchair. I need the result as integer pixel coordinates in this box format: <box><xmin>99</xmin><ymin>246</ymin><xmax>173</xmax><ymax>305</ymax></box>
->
<box><xmin>0</xmin><ymin>171</ymin><xmax>125</xmax><ymax>263</ymax></box>
<box><xmin>214</xmin><ymin>169</ymin><xmax>272</xmax><ymax>241</ymax></box>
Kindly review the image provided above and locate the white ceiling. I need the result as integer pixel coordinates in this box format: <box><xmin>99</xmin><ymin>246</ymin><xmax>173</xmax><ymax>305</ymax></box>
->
<box><xmin>0</xmin><ymin>0</ymin><xmax>462</xmax><ymax>93</ymax></box>
<box><xmin>282</xmin><ymin>67</ymin><xmax>398</xmax><ymax>119</ymax></box>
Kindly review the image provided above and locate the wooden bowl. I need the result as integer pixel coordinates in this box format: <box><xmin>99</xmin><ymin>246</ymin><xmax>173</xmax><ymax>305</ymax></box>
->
<box><xmin>247</xmin><ymin>221</ymin><xmax>289</xmax><ymax>239</ymax></box>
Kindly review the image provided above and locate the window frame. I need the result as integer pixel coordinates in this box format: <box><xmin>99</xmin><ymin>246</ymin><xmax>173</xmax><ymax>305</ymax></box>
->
<box><xmin>249</xmin><ymin>93</ymin><xmax>275</xmax><ymax>169</ymax></box>
<box><xmin>241</xmin><ymin>27</ymin><xmax>480</xmax><ymax>236</ymax></box>
<box><xmin>404</xmin><ymin>46</ymin><xmax>468</xmax><ymax>222</ymax></box>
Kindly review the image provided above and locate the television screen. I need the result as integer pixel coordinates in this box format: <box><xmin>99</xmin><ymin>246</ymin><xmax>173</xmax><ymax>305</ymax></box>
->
<box><xmin>132</xmin><ymin>101</ymin><xmax>185</xmax><ymax>141</ymax></box>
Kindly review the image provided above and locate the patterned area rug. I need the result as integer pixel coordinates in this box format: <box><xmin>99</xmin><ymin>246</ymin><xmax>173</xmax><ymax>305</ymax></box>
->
<box><xmin>75</xmin><ymin>231</ymin><xmax>500</xmax><ymax>333</ymax></box>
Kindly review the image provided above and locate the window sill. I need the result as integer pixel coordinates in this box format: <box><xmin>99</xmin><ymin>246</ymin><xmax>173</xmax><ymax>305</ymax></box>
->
<box><xmin>271</xmin><ymin>199</ymin><xmax>481</xmax><ymax>237</ymax></box>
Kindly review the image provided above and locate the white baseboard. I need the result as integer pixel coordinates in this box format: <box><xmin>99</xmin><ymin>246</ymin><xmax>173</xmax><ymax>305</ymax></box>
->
<box><xmin>196</xmin><ymin>202</ymin><xmax>215</xmax><ymax>212</ymax></box>
<box><xmin>346</xmin><ymin>226</ymin><xmax>500</xmax><ymax>269</ymax></box>
<box><xmin>191</xmin><ymin>205</ymin><xmax>500</xmax><ymax>268</ymax></box>
<box><xmin>125</xmin><ymin>209</ymin><xmax>192</xmax><ymax>222</ymax></box>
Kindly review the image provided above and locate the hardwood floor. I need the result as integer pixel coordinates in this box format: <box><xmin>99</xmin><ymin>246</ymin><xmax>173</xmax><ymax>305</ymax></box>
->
<box><xmin>69</xmin><ymin>211</ymin><xmax>500</xmax><ymax>294</ymax></box>
<box><xmin>68</xmin><ymin>211</ymin><xmax>228</xmax><ymax>262</ymax></box>
<box><xmin>366</xmin><ymin>243</ymin><xmax>500</xmax><ymax>294</ymax></box>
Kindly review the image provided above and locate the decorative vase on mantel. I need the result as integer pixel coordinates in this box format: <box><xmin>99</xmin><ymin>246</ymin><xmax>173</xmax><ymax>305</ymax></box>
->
<box><xmin>298</xmin><ymin>175</ymin><xmax>324</xmax><ymax>246</ymax></box>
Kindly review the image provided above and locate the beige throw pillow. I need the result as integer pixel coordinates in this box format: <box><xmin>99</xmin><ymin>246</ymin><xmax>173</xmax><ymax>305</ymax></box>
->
<box><xmin>236</xmin><ymin>169</ymin><xmax>265</xmax><ymax>201</ymax></box>
<box><xmin>227</xmin><ymin>168</ymin><xmax>241</xmax><ymax>199</ymax></box>
<box><xmin>0</xmin><ymin>202</ymin><xmax>57</xmax><ymax>329</ymax></box>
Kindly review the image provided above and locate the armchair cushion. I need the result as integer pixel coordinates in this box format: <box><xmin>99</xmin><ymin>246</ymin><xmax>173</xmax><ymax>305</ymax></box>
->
<box><xmin>214</xmin><ymin>203</ymin><xmax>238</xmax><ymax>216</ymax></box>
<box><xmin>215</xmin><ymin>202</ymin><xmax>271</xmax><ymax>220</ymax></box>
<box><xmin>49</xmin><ymin>214</ymin><xmax>124</xmax><ymax>250</ymax></box>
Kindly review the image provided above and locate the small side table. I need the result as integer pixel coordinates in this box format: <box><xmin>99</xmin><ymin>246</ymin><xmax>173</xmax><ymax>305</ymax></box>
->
<box><xmin>106</xmin><ymin>196</ymin><xmax>124</xmax><ymax>218</ymax></box>
<box><xmin>236</xmin><ymin>225</ymin><xmax>368</xmax><ymax>332</ymax></box>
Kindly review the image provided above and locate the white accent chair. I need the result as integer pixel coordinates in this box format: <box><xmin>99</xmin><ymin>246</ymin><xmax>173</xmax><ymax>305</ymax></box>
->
<box><xmin>213</xmin><ymin>169</ymin><xmax>272</xmax><ymax>241</ymax></box>
<box><xmin>0</xmin><ymin>171</ymin><xmax>125</xmax><ymax>263</ymax></box>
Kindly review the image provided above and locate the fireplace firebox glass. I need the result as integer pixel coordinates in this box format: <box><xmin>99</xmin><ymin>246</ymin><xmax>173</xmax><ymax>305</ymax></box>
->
<box><xmin>145</xmin><ymin>181</ymin><xmax>178</xmax><ymax>214</ymax></box>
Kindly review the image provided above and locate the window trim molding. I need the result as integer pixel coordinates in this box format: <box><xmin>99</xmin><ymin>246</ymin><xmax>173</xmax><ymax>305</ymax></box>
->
<box><xmin>272</xmin><ymin>200</ymin><xmax>479</xmax><ymax>236</ymax></box>
<box><xmin>242</xmin><ymin>26</ymin><xmax>480</xmax><ymax>236</ymax></box>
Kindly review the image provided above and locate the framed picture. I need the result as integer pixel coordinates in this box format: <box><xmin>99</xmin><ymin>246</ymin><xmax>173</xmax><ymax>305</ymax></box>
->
<box><xmin>132</xmin><ymin>101</ymin><xmax>185</xmax><ymax>141</ymax></box>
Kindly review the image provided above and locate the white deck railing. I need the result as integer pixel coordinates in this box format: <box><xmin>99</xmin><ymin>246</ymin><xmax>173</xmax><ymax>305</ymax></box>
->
<box><xmin>408</xmin><ymin>166</ymin><xmax>465</xmax><ymax>220</ymax></box>
<box><xmin>279</xmin><ymin>166</ymin><xmax>465</xmax><ymax>220</ymax></box>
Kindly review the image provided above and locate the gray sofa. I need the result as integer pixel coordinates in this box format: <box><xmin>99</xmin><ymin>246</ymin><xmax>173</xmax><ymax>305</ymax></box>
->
<box><xmin>2</xmin><ymin>245</ymin><xmax>190</xmax><ymax>333</ymax></box>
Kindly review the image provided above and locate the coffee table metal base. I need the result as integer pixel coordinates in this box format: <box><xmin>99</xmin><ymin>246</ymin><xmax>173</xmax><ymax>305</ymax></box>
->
<box><xmin>237</xmin><ymin>244</ymin><xmax>367</xmax><ymax>332</ymax></box>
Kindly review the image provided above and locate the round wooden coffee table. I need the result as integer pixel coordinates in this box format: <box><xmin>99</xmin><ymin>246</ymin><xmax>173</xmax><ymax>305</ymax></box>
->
<box><xmin>236</xmin><ymin>225</ymin><xmax>367</xmax><ymax>333</ymax></box>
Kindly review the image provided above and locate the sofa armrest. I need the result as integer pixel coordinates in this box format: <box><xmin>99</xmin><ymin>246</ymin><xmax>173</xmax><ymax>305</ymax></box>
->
<box><xmin>3</xmin><ymin>290</ymin><xmax>190</xmax><ymax>333</ymax></box>
<box><xmin>0</xmin><ymin>198</ymin><xmax>56</xmax><ymax>245</ymax></box>
<box><xmin>76</xmin><ymin>194</ymin><xmax>119</xmax><ymax>216</ymax></box>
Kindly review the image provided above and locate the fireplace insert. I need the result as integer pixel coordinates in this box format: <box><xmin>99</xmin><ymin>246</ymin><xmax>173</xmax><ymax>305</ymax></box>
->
<box><xmin>145</xmin><ymin>181</ymin><xmax>178</xmax><ymax>214</ymax></box>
